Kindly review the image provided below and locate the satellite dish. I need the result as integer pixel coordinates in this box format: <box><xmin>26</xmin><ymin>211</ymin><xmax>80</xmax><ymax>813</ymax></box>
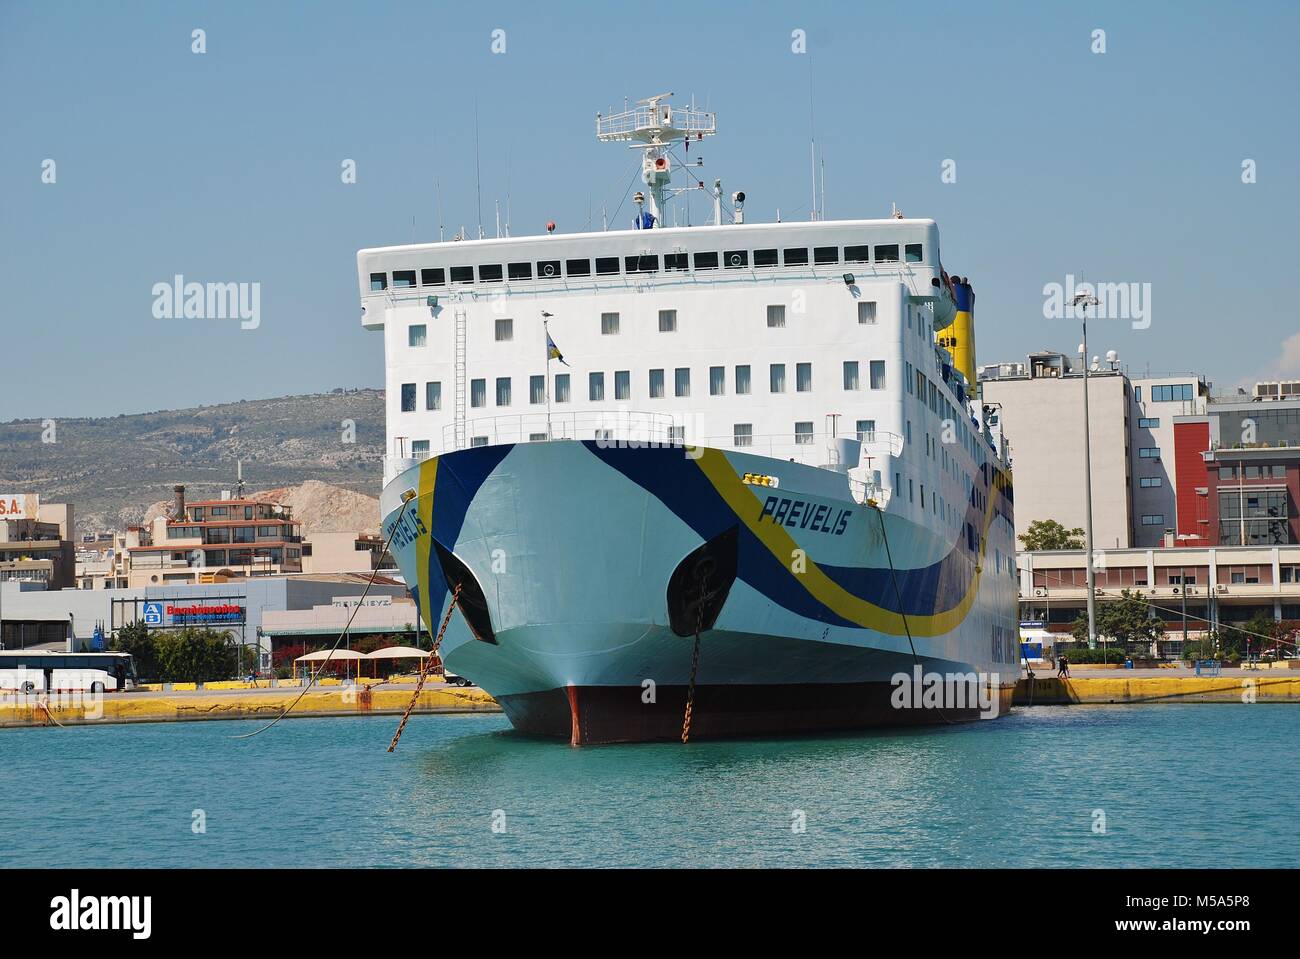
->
<box><xmin>1105</xmin><ymin>350</ymin><xmax>1119</xmax><ymax>363</ymax></box>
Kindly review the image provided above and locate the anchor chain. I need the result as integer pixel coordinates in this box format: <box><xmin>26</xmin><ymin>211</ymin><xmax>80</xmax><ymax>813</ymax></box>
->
<box><xmin>681</xmin><ymin>572</ymin><xmax>708</xmax><ymax>744</ymax></box>
<box><xmin>388</xmin><ymin>583</ymin><xmax>462</xmax><ymax>753</ymax></box>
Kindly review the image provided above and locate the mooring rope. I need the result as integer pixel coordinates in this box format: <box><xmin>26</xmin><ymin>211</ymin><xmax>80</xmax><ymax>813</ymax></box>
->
<box><xmin>388</xmin><ymin>583</ymin><xmax>462</xmax><ymax>752</ymax></box>
<box><xmin>872</xmin><ymin>504</ymin><xmax>957</xmax><ymax>725</ymax></box>
<box><xmin>233</xmin><ymin>493</ymin><xmax>415</xmax><ymax>740</ymax></box>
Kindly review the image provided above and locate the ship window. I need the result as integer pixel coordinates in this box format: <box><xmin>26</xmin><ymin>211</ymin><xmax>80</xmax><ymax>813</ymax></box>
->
<box><xmin>710</xmin><ymin>366</ymin><xmax>725</xmax><ymax>396</ymax></box>
<box><xmin>596</xmin><ymin>256</ymin><xmax>620</xmax><ymax>276</ymax></box>
<box><xmin>694</xmin><ymin>251</ymin><xmax>719</xmax><ymax>270</ymax></box>
<box><xmin>537</xmin><ymin>260</ymin><xmax>560</xmax><ymax>279</ymax></box>
<box><xmin>734</xmin><ymin>424</ymin><xmax>753</xmax><ymax>447</ymax></box>
<box><xmin>566</xmin><ymin>258</ymin><xmax>591</xmax><ymax>277</ymax></box>
<box><xmin>615</xmin><ymin>370</ymin><xmax>630</xmax><ymax>400</ymax></box>
<box><xmin>369</xmin><ymin>272</ymin><xmax>387</xmax><ymax>291</ymax></box>
<box><xmin>844</xmin><ymin>361</ymin><xmax>860</xmax><ymax>390</ymax></box>
<box><xmin>508</xmin><ymin>262</ymin><xmax>532</xmax><ymax>280</ymax></box>
<box><xmin>754</xmin><ymin>248</ymin><xmax>778</xmax><ymax>267</ymax></box>
<box><xmin>905</xmin><ymin>243</ymin><xmax>923</xmax><ymax>262</ymax></box>
<box><xmin>530</xmin><ymin>375</ymin><xmax>545</xmax><ymax>404</ymax></box>
<box><xmin>814</xmin><ymin>246</ymin><xmax>839</xmax><ymax>264</ymax></box>
<box><xmin>664</xmin><ymin>252</ymin><xmax>688</xmax><ymax>271</ymax></box>
<box><xmin>554</xmin><ymin>373</ymin><xmax>570</xmax><ymax>403</ymax></box>
<box><xmin>601</xmin><ymin>312</ymin><xmax>620</xmax><ymax>335</ymax></box>
<box><xmin>589</xmin><ymin>371</ymin><xmax>605</xmax><ymax>401</ymax></box>
<box><xmin>649</xmin><ymin>369</ymin><xmax>665</xmax><ymax>398</ymax></box>
<box><xmin>844</xmin><ymin>245</ymin><xmax>871</xmax><ymax>263</ymax></box>
<box><xmin>401</xmin><ymin>383</ymin><xmax>416</xmax><ymax>412</ymax></box>
<box><xmin>783</xmin><ymin>247</ymin><xmax>809</xmax><ymax>266</ymax></box>
<box><xmin>426</xmin><ymin>381</ymin><xmax>441</xmax><ymax>410</ymax></box>
<box><xmin>659</xmin><ymin>309</ymin><xmax>677</xmax><ymax>332</ymax></box>
<box><xmin>796</xmin><ymin>362</ymin><xmax>812</xmax><ymax>392</ymax></box>
<box><xmin>450</xmin><ymin>266</ymin><xmax>474</xmax><ymax>284</ymax></box>
<box><xmin>471</xmin><ymin>378</ymin><xmax>486</xmax><ymax>408</ymax></box>
<box><xmin>795</xmin><ymin>421</ymin><xmax>815</xmax><ymax>445</ymax></box>
<box><xmin>479</xmin><ymin>264</ymin><xmax>503</xmax><ymax>283</ymax></box>
<box><xmin>471</xmin><ymin>436</ymin><xmax>489</xmax><ymax>448</ymax></box>
<box><xmin>675</xmin><ymin>368</ymin><xmax>691</xmax><ymax>397</ymax></box>
<box><xmin>858</xmin><ymin>301</ymin><xmax>877</xmax><ymax>324</ymax></box>
<box><xmin>724</xmin><ymin>250</ymin><xmax>748</xmax><ymax>269</ymax></box>
<box><xmin>735</xmin><ymin>364</ymin><xmax>751</xmax><ymax>395</ymax></box>
<box><xmin>625</xmin><ymin>254</ymin><xmax>659</xmax><ymax>273</ymax></box>
<box><xmin>870</xmin><ymin>359</ymin><xmax>887</xmax><ymax>390</ymax></box>
<box><xmin>494</xmin><ymin>318</ymin><xmax>513</xmax><ymax>341</ymax></box>
<box><xmin>392</xmin><ymin>270</ymin><xmax>416</xmax><ymax>288</ymax></box>
<box><xmin>421</xmin><ymin>268</ymin><xmax>445</xmax><ymax>286</ymax></box>
<box><xmin>874</xmin><ymin>244</ymin><xmax>899</xmax><ymax>263</ymax></box>
<box><xmin>766</xmin><ymin>304</ymin><xmax>786</xmax><ymax>328</ymax></box>
<box><xmin>529</xmin><ymin>433</ymin><xmax>548</xmax><ymax>442</ymax></box>
<box><xmin>408</xmin><ymin>324</ymin><xmax>427</xmax><ymax>347</ymax></box>
<box><xmin>496</xmin><ymin>377</ymin><xmax>512</xmax><ymax>406</ymax></box>
<box><xmin>770</xmin><ymin>363</ymin><xmax>786</xmax><ymax>393</ymax></box>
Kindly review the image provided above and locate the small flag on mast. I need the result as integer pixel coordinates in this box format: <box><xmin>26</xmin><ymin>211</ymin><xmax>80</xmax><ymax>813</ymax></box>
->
<box><xmin>545</xmin><ymin>327</ymin><xmax>569</xmax><ymax>366</ymax></box>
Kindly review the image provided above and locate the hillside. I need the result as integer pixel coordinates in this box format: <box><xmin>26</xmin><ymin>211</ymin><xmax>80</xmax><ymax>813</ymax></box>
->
<box><xmin>0</xmin><ymin>390</ymin><xmax>385</xmax><ymax>537</ymax></box>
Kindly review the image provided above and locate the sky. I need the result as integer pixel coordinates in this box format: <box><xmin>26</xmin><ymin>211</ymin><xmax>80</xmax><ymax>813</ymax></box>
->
<box><xmin>2</xmin><ymin>0</ymin><xmax>1297</xmax><ymax>421</ymax></box>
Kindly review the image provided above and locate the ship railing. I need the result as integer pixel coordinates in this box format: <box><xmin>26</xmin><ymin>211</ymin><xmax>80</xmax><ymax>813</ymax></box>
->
<box><xmin>442</xmin><ymin>410</ymin><xmax>679</xmax><ymax>450</ymax></box>
<box><xmin>847</xmin><ymin>477</ymin><xmax>891</xmax><ymax>508</ymax></box>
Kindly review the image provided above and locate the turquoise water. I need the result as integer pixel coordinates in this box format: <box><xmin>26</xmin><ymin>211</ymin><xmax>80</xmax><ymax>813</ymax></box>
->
<box><xmin>3</xmin><ymin>705</ymin><xmax>1296</xmax><ymax>868</ymax></box>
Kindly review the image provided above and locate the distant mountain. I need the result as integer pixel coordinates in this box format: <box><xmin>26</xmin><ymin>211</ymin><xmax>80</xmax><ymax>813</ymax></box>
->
<box><xmin>0</xmin><ymin>390</ymin><xmax>385</xmax><ymax>537</ymax></box>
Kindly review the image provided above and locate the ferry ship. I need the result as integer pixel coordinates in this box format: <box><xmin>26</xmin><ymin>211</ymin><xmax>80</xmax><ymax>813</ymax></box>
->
<box><xmin>362</xmin><ymin>96</ymin><xmax>1019</xmax><ymax>744</ymax></box>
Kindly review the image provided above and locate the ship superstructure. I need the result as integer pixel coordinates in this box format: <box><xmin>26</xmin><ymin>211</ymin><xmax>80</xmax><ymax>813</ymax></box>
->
<box><xmin>361</xmin><ymin>96</ymin><xmax>1018</xmax><ymax>743</ymax></box>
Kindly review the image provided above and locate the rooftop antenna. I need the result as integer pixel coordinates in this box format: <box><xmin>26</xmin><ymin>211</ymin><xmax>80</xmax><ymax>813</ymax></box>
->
<box><xmin>236</xmin><ymin>460</ymin><xmax>245</xmax><ymax>499</ymax></box>
<box><xmin>495</xmin><ymin>199</ymin><xmax>501</xmax><ymax>238</ymax></box>
<box><xmin>474</xmin><ymin>99</ymin><xmax>484</xmax><ymax>239</ymax></box>
<box><xmin>596</xmin><ymin>92</ymin><xmax>716</xmax><ymax>228</ymax></box>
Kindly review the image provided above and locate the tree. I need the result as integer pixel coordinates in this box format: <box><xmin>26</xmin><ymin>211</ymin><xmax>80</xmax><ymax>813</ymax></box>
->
<box><xmin>1222</xmin><ymin>612</ymin><xmax>1290</xmax><ymax>662</ymax></box>
<box><xmin>152</xmin><ymin>628</ymin><xmax>240</xmax><ymax>683</ymax></box>
<box><xmin>1019</xmin><ymin>519</ymin><xmax>1086</xmax><ymax>551</ymax></box>
<box><xmin>110</xmin><ymin>619</ymin><xmax>160</xmax><ymax>682</ymax></box>
<box><xmin>1070</xmin><ymin>589</ymin><xmax>1163</xmax><ymax>653</ymax></box>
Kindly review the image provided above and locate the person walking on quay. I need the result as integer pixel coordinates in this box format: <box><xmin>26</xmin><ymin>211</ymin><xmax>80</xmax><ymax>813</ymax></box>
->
<box><xmin>1057</xmin><ymin>654</ymin><xmax>1070</xmax><ymax>679</ymax></box>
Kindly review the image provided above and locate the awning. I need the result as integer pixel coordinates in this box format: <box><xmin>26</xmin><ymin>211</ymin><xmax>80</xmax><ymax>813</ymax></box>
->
<box><xmin>365</xmin><ymin>646</ymin><xmax>430</xmax><ymax>660</ymax></box>
<box><xmin>295</xmin><ymin>649</ymin><xmax>367</xmax><ymax>662</ymax></box>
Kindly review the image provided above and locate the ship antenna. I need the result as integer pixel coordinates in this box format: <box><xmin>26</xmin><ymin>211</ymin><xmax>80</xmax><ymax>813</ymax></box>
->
<box><xmin>808</xmin><ymin>52</ymin><xmax>818</xmax><ymax>222</ymax></box>
<box><xmin>435</xmin><ymin>175</ymin><xmax>444</xmax><ymax>242</ymax></box>
<box><xmin>505</xmin><ymin>143</ymin><xmax>512</xmax><ymax>237</ymax></box>
<box><xmin>596</xmin><ymin>92</ymin><xmax>716</xmax><ymax>229</ymax></box>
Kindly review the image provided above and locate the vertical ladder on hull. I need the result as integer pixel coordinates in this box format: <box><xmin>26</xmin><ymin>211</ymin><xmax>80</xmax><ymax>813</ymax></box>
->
<box><xmin>453</xmin><ymin>304</ymin><xmax>468</xmax><ymax>450</ymax></box>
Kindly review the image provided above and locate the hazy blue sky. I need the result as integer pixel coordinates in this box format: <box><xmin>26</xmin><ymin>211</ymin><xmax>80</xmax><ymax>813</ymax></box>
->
<box><xmin>2</xmin><ymin>0</ymin><xmax>1297</xmax><ymax>420</ymax></box>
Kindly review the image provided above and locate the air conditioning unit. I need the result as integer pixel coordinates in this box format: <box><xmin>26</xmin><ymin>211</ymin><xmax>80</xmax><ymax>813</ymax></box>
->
<box><xmin>1032</xmin><ymin>587</ymin><xmax>1047</xmax><ymax>597</ymax></box>
<box><xmin>1095</xmin><ymin>587</ymin><xmax>1105</xmax><ymax>596</ymax></box>
<box><xmin>1217</xmin><ymin>584</ymin><xmax>1228</xmax><ymax>593</ymax></box>
<box><xmin>1171</xmin><ymin>586</ymin><xmax>1181</xmax><ymax>595</ymax></box>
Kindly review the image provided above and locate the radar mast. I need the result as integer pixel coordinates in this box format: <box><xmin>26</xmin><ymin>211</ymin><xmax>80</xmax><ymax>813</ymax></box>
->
<box><xmin>596</xmin><ymin>93</ymin><xmax>716</xmax><ymax>228</ymax></box>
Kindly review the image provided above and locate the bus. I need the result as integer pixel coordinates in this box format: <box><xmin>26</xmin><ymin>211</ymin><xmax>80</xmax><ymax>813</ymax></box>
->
<box><xmin>0</xmin><ymin>651</ymin><xmax>137</xmax><ymax>693</ymax></box>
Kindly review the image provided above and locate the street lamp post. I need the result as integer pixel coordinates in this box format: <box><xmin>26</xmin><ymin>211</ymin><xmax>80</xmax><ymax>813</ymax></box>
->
<box><xmin>1075</xmin><ymin>292</ymin><xmax>1101</xmax><ymax>650</ymax></box>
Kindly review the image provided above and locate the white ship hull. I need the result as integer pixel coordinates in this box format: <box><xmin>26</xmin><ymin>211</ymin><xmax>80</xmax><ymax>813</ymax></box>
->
<box><xmin>380</xmin><ymin>439</ymin><xmax>1019</xmax><ymax>743</ymax></box>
